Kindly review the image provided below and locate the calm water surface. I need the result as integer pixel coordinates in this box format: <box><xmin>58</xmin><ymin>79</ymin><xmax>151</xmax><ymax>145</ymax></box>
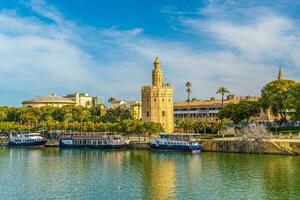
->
<box><xmin>0</xmin><ymin>148</ymin><xmax>299</xmax><ymax>200</ymax></box>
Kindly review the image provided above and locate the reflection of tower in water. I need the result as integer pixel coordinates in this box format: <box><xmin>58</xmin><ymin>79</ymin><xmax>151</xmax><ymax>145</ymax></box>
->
<box><xmin>149</xmin><ymin>159</ymin><xmax>176</xmax><ymax>200</ymax></box>
<box><xmin>137</xmin><ymin>152</ymin><xmax>176</xmax><ymax>200</ymax></box>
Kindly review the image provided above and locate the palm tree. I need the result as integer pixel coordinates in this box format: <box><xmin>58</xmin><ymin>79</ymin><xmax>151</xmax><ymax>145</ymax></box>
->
<box><xmin>185</xmin><ymin>82</ymin><xmax>192</xmax><ymax>102</ymax></box>
<box><xmin>176</xmin><ymin>119</ymin><xmax>193</xmax><ymax>133</ymax></box>
<box><xmin>63</xmin><ymin>113</ymin><xmax>73</xmax><ymax>132</ymax></box>
<box><xmin>186</xmin><ymin>82</ymin><xmax>192</xmax><ymax>119</ymax></box>
<box><xmin>216</xmin><ymin>87</ymin><xmax>229</xmax><ymax>108</ymax></box>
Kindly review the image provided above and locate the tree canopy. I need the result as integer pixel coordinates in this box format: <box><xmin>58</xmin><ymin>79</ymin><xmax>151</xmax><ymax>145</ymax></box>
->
<box><xmin>0</xmin><ymin>105</ymin><xmax>163</xmax><ymax>135</ymax></box>
<box><xmin>218</xmin><ymin>100</ymin><xmax>261</xmax><ymax>125</ymax></box>
<box><xmin>260</xmin><ymin>79</ymin><xmax>296</xmax><ymax>121</ymax></box>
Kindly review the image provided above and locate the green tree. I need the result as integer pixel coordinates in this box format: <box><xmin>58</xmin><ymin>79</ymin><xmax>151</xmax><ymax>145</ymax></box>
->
<box><xmin>289</xmin><ymin>82</ymin><xmax>300</xmax><ymax>120</ymax></box>
<box><xmin>216</xmin><ymin>87</ymin><xmax>230</xmax><ymax>108</ymax></box>
<box><xmin>108</xmin><ymin>97</ymin><xmax>116</xmax><ymax>103</ymax></box>
<box><xmin>143</xmin><ymin>121</ymin><xmax>164</xmax><ymax>139</ymax></box>
<box><xmin>176</xmin><ymin>119</ymin><xmax>193</xmax><ymax>133</ymax></box>
<box><xmin>218</xmin><ymin>101</ymin><xmax>261</xmax><ymax>126</ymax></box>
<box><xmin>260</xmin><ymin>79</ymin><xmax>296</xmax><ymax>121</ymax></box>
<box><xmin>120</xmin><ymin>109</ymin><xmax>133</xmax><ymax>121</ymax></box>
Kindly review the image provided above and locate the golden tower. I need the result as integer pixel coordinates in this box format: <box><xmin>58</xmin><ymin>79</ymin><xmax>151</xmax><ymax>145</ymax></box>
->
<box><xmin>141</xmin><ymin>57</ymin><xmax>174</xmax><ymax>133</ymax></box>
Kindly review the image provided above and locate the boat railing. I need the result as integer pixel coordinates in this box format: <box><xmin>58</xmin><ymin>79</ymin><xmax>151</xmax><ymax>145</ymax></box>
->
<box><xmin>59</xmin><ymin>132</ymin><xmax>119</xmax><ymax>139</ymax></box>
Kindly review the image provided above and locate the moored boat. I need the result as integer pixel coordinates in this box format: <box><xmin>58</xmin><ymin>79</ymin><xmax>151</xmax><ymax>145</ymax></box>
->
<box><xmin>149</xmin><ymin>133</ymin><xmax>202</xmax><ymax>153</ymax></box>
<box><xmin>7</xmin><ymin>133</ymin><xmax>47</xmax><ymax>147</ymax></box>
<box><xmin>59</xmin><ymin>134</ymin><xmax>130</xmax><ymax>149</ymax></box>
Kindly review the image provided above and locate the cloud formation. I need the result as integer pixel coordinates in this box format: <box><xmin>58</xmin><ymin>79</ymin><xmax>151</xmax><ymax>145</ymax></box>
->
<box><xmin>0</xmin><ymin>0</ymin><xmax>299</xmax><ymax>106</ymax></box>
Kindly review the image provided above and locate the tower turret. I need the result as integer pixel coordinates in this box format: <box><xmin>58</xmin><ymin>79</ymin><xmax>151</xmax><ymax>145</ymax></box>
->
<box><xmin>152</xmin><ymin>57</ymin><xmax>163</xmax><ymax>86</ymax></box>
<box><xmin>278</xmin><ymin>66</ymin><xmax>284</xmax><ymax>80</ymax></box>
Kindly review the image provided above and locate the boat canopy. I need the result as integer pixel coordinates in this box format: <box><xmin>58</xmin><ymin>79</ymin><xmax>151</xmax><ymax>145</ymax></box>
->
<box><xmin>26</xmin><ymin>133</ymin><xmax>41</xmax><ymax>136</ymax></box>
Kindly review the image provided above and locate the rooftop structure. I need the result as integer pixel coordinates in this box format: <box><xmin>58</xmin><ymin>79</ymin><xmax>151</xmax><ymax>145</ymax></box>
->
<box><xmin>22</xmin><ymin>92</ymin><xmax>103</xmax><ymax>108</ymax></box>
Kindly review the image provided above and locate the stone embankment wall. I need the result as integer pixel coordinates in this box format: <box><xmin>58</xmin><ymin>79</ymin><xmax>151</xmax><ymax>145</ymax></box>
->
<box><xmin>0</xmin><ymin>138</ymin><xmax>6</xmax><ymax>145</ymax></box>
<box><xmin>201</xmin><ymin>139</ymin><xmax>300</xmax><ymax>155</ymax></box>
<box><xmin>129</xmin><ymin>141</ymin><xmax>149</xmax><ymax>149</ymax></box>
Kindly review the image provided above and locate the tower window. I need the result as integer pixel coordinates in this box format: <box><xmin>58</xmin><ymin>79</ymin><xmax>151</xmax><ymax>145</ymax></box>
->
<box><xmin>154</xmin><ymin>99</ymin><xmax>156</xmax><ymax>102</ymax></box>
<box><xmin>162</xmin><ymin>111</ymin><xmax>165</xmax><ymax>117</ymax></box>
<box><xmin>169</xmin><ymin>99</ymin><xmax>171</xmax><ymax>102</ymax></box>
<box><xmin>162</xmin><ymin>98</ymin><xmax>164</xmax><ymax>102</ymax></box>
<box><xmin>147</xmin><ymin>99</ymin><xmax>149</xmax><ymax>102</ymax></box>
<box><xmin>146</xmin><ymin>111</ymin><xmax>150</xmax><ymax>117</ymax></box>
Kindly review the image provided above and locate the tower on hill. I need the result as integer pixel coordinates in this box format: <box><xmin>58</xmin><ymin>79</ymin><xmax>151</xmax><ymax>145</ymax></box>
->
<box><xmin>278</xmin><ymin>66</ymin><xmax>284</xmax><ymax>80</ymax></box>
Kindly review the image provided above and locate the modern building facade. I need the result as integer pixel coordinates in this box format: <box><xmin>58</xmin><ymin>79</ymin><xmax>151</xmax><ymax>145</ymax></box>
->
<box><xmin>141</xmin><ymin>57</ymin><xmax>174</xmax><ymax>133</ymax></box>
<box><xmin>22</xmin><ymin>92</ymin><xmax>103</xmax><ymax>108</ymax></box>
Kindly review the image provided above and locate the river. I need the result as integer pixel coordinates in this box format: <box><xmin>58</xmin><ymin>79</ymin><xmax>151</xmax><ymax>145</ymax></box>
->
<box><xmin>0</xmin><ymin>148</ymin><xmax>299</xmax><ymax>200</ymax></box>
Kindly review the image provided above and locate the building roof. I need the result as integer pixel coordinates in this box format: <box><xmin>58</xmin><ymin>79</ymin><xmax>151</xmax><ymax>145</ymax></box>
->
<box><xmin>22</xmin><ymin>94</ymin><xmax>75</xmax><ymax>104</ymax></box>
<box><xmin>174</xmin><ymin>100</ymin><xmax>224</xmax><ymax>108</ymax></box>
<box><xmin>174</xmin><ymin>97</ymin><xmax>258</xmax><ymax>108</ymax></box>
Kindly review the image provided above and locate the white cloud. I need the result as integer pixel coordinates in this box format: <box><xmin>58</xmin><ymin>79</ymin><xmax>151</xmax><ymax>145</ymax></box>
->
<box><xmin>0</xmin><ymin>0</ymin><xmax>300</xmax><ymax>106</ymax></box>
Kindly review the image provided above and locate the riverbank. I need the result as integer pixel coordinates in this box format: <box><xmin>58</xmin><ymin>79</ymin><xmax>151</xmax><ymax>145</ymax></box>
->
<box><xmin>3</xmin><ymin>136</ymin><xmax>300</xmax><ymax>155</ymax></box>
<box><xmin>201</xmin><ymin>138</ymin><xmax>300</xmax><ymax>155</ymax></box>
<box><xmin>42</xmin><ymin>137</ymin><xmax>300</xmax><ymax>155</ymax></box>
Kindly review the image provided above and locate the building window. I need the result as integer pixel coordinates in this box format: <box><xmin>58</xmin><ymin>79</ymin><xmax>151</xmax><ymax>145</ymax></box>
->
<box><xmin>162</xmin><ymin>98</ymin><xmax>164</xmax><ymax>102</ymax></box>
<box><xmin>154</xmin><ymin>99</ymin><xmax>156</xmax><ymax>102</ymax></box>
<box><xmin>162</xmin><ymin>111</ymin><xmax>165</xmax><ymax>117</ymax></box>
<box><xmin>146</xmin><ymin>111</ymin><xmax>150</xmax><ymax>117</ymax></box>
<box><xmin>147</xmin><ymin>99</ymin><xmax>149</xmax><ymax>102</ymax></box>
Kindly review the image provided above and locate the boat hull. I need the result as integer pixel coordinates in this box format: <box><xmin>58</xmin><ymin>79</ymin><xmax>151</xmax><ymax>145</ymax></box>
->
<box><xmin>8</xmin><ymin>140</ymin><xmax>47</xmax><ymax>147</ymax></box>
<box><xmin>59</xmin><ymin>139</ymin><xmax>129</xmax><ymax>149</ymax></box>
<box><xmin>149</xmin><ymin>143</ymin><xmax>202</xmax><ymax>153</ymax></box>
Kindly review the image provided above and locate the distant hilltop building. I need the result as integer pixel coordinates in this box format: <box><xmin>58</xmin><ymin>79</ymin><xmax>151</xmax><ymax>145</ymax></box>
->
<box><xmin>22</xmin><ymin>92</ymin><xmax>103</xmax><ymax>108</ymax></box>
<box><xmin>141</xmin><ymin>57</ymin><xmax>174</xmax><ymax>133</ymax></box>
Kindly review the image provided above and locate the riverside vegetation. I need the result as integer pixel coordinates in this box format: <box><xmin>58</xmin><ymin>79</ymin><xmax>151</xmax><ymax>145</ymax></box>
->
<box><xmin>0</xmin><ymin>105</ymin><xmax>163</xmax><ymax>140</ymax></box>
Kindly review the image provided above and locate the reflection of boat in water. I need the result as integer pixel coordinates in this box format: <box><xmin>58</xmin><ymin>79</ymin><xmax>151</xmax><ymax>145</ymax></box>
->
<box><xmin>149</xmin><ymin>134</ymin><xmax>202</xmax><ymax>153</ymax></box>
<box><xmin>59</xmin><ymin>134</ymin><xmax>130</xmax><ymax>149</ymax></box>
<box><xmin>8</xmin><ymin>133</ymin><xmax>47</xmax><ymax>146</ymax></box>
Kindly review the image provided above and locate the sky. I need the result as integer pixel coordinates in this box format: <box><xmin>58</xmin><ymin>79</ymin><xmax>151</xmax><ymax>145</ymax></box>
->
<box><xmin>0</xmin><ymin>0</ymin><xmax>300</xmax><ymax>106</ymax></box>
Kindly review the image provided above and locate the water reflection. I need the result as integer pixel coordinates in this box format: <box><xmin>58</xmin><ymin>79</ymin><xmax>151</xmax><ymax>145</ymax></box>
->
<box><xmin>0</xmin><ymin>148</ymin><xmax>300</xmax><ymax>200</ymax></box>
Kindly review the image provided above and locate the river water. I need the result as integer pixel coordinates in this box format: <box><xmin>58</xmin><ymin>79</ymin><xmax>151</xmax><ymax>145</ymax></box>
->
<box><xmin>0</xmin><ymin>148</ymin><xmax>299</xmax><ymax>200</ymax></box>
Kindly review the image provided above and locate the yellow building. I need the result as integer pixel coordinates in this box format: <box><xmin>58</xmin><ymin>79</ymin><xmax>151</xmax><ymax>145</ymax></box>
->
<box><xmin>141</xmin><ymin>57</ymin><xmax>174</xmax><ymax>133</ymax></box>
<box><xmin>109</xmin><ymin>99</ymin><xmax>142</xmax><ymax>120</ymax></box>
<box><xmin>174</xmin><ymin>96</ymin><xmax>271</xmax><ymax>122</ymax></box>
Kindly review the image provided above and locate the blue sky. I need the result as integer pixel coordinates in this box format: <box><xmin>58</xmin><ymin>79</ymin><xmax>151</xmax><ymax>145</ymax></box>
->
<box><xmin>0</xmin><ymin>0</ymin><xmax>300</xmax><ymax>106</ymax></box>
